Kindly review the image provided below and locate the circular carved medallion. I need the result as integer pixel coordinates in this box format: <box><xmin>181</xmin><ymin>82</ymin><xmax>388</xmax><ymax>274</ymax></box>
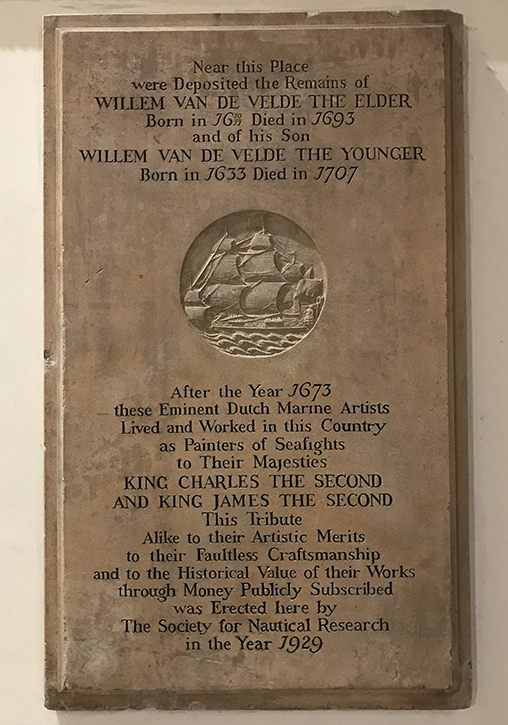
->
<box><xmin>180</xmin><ymin>210</ymin><xmax>326</xmax><ymax>357</ymax></box>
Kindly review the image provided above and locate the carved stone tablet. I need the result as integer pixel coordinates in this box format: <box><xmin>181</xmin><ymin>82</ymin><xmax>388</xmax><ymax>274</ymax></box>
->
<box><xmin>44</xmin><ymin>11</ymin><xmax>470</xmax><ymax>710</ymax></box>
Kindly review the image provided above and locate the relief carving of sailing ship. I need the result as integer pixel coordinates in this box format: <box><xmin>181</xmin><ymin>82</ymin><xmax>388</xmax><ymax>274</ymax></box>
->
<box><xmin>181</xmin><ymin>212</ymin><xmax>325</xmax><ymax>357</ymax></box>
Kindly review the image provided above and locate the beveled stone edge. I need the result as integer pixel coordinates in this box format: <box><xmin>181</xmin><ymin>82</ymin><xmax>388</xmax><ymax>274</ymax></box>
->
<box><xmin>43</xmin><ymin>9</ymin><xmax>471</xmax><ymax>710</ymax></box>
<box><xmin>43</xmin><ymin>9</ymin><xmax>463</xmax><ymax>30</ymax></box>
<box><xmin>443</xmin><ymin>7</ymin><xmax>473</xmax><ymax>711</ymax></box>
<box><xmin>45</xmin><ymin>683</ymin><xmax>471</xmax><ymax>711</ymax></box>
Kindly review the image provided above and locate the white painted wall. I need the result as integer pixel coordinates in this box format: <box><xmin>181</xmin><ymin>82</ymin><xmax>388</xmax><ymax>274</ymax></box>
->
<box><xmin>1</xmin><ymin>0</ymin><xmax>507</xmax><ymax>722</ymax></box>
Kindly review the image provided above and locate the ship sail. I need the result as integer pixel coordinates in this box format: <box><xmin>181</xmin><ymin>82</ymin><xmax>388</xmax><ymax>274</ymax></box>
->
<box><xmin>183</xmin><ymin>288</ymin><xmax>203</xmax><ymax>306</ymax></box>
<box><xmin>280</xmin><ymin>258</ymin><xmax>305</xmax><ymax>282</ymax></box>
<box><xmin>240</xmin><ymin>282</ymin><xmax>293</xmax><ymax>316</ymax></box>
<box><xmin>249</xmin><ymin>231</ymin><xmax>272</xmax><ymax>250</ymax></box>
<box><xmin>201</xmin><ymin>283</ymin><xmax>246</xmax><ymax>312</ymax></box>
<box><xmin>295</xmin><ymin>277</ymin><xmax>323</xmax><ymax>301</ymax></box>
<box><xmin>207</xmin><ymin>252</ymin><xmax>244</xmax><ymax>285</ymax></box>
<box><xmin>238</xmin><ymin>249</ymin><xmax>286</xmax><ymax>282</ymax></box>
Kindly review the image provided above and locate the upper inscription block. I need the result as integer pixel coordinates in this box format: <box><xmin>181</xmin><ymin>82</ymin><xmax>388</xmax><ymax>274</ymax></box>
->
<box><xmin>44</xmin><ymin>11</ymin><xmax>470</xmax><ymax>710</ymax></box>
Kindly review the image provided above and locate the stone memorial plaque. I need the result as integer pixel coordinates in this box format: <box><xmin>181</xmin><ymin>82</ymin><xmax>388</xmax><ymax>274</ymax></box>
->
<box><xmin>44</xmin><ymin>11</ymin><xmax>470</xmax><ymax>710</ymax></box>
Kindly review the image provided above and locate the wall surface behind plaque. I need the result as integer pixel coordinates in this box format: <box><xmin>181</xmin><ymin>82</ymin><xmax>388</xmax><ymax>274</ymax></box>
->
<box><xmin>0</xmin><ymin>0</ymin><xmax>507</xmax><ymax>723</ymax></box>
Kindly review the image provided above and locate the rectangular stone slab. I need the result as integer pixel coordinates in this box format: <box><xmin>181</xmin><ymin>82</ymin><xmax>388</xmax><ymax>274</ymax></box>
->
<box><xmin>44</xmin><ymin>10</ymin><xmax>470</xmax><ymax>710</ymax></box>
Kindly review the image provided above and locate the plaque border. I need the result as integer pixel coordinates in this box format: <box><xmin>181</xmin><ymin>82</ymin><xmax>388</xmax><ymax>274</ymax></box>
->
<box><xmin>44</xmin><ymin>10</ymin><xmax>470</xmax><ymax>710</ymax></box>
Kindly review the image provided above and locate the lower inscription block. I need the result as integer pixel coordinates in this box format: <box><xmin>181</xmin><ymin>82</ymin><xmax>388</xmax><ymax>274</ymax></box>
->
<box><xmin>44</xmin><ymin>11</ymin><xmax>470</xmax><ymax>710</ymax></box>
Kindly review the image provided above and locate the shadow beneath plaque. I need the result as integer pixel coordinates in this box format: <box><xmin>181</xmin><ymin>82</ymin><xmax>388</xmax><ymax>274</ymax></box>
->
<box><xmin>57</xmin><ymin>710</ymin><xmax>280</xmax><ymax>724</ymax></box>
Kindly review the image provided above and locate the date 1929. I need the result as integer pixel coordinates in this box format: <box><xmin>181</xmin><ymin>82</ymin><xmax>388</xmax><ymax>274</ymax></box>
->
<box><xmin>278</xmin><ymin>635</ymin><xmax>323</xmax><ymax>653</ymax></box>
